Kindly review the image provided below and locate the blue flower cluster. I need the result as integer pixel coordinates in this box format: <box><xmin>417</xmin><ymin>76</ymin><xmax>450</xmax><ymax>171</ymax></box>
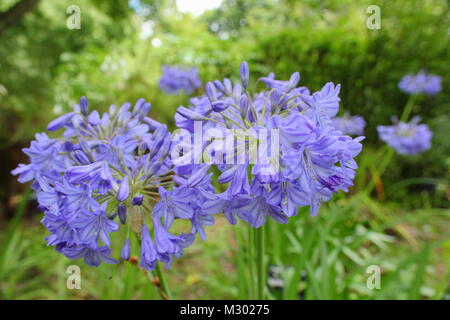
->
<box><xmin>377</xmin><ymin>117</ymin><xmax>432</xmax><ymax>155</ymax></box>
<box><xmin>12</xmin><ymin>62</ymin><xmax>368</xmax><ymax>268</ymax></box>
<box><xmin>175</xmin><ymin>62</ymin><xmax>364</xmax><ymax>226</ymax></box>
<box><xmin>12</xmin><ymin>97</ymin><xmax>217</xmax><ymax>268</ymax></box>
<box><xmin>398</xmin><ymin>70</ymin><xmax>442</xmax><ymax>95</ymax></box>
<box><xmin>159</xmin><ymin>65</ymin><xmax>202</xmax><ymax>95</ymax></box>
<box><xmin>332</xmin><ymin>113</ymin><xmax>366</xmax><ymax>136</ymax></box>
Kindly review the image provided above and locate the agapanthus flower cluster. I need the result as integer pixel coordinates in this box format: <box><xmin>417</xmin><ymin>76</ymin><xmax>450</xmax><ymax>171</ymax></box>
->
<box><xmin>377</xmin><ymin>117</ymin><xmax>432</xmax><ymax>155</ymax></box>
<box><xmin>159</xmin><ymin>65</ymin><xmax>202</xmax><ymax>95</ymax></box>
<box><xmin>12</xmin><ymin>97</ymin><xmax>218</xmax><ymax>269</ymax></box>
<box><xmin>398</xmin><ymin>70</ymin><xmax>442</xmax><ymax>95</ymax></box>
<box><xmin>332</xmin><ymin>113</ymin><xmax>366</xmax><ymax>135</ymax></box>
<box><xmin>174</xmin><ymin>62</ymin><xmax>364</xmax><ymax>227</ymax></box>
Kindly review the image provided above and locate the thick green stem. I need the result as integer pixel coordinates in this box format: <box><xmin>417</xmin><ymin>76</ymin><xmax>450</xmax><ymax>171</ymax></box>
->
<box><xmin>155</xmin><ymin>262</ymin><xmax>172</xmax><ymax>299</ymax></box>
<box><xmin>248</xmin><ymin>225</ymin><xmax>255</xmax><ymax>299</ymax></box>
<box><xmin>255</xmin><ymin>225</ymin><xmax>265</xmax><ymax>300</ymax></box>
<box><xmin>365</xmin><ymin>146</ymin><xmax>393</xmax><ymax>194</ymax></box>
<box><xmin>400</xmin><ymin>94</ymin><xmax>417</xmax><ymax>122</ymax></box>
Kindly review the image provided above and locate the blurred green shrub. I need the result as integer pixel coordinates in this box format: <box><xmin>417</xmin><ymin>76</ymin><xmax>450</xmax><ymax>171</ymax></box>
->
<box><xmin>219</xmin><ymin>0</ymin><xmax>450</xmax><ymax>187</ymax></box>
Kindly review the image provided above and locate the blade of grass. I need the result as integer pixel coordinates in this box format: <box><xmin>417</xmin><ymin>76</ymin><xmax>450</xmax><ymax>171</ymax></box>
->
<box><xmin>409</xmin><ymin>244</ymin><xmax>431</xmax><ymax>300</ymax></box>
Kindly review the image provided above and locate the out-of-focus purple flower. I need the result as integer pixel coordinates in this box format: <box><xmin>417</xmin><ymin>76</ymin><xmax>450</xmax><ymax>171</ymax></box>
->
<box><xmin>175</xmin><ymin>62</ymin><xmax>364</xmax><ymax>226</ymax></box>
<box><xmin>12</xmin><ymin>96</ymin><xmax>217</xmax><ymax>270</ymax></box>
<box><xmin>399</xmin><ymin>70</ymin><xmax>442</xmax><ymax>95</ymax></box>
<box><xmin>377</xmin><ymin>117</ymin><xmax>432</xmax><ymax>155</ymax></box>
<box><xmin>332</xmin><ymin>113</ymin><xmax>366</xmax><ymax>135</ymax></box>
<box><xmin>159</xmin><ymin>65</ymin><xmax>202</xmax><ymax>95</ymax></box>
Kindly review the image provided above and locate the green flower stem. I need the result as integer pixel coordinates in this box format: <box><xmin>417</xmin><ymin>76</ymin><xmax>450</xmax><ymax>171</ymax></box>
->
<box><xmin>155</xmin><ymin>262</ymin><xmax>172</xmax><ymax>300</ymax></box>
<box><xmin>400</xmin><ymin>94</ymin><xmax>418</xmax><ymax>122</ymax></box>
<box><xmin>248</xmin><ymin>225</ymin><xmax>256</xmax><ymax>299</ymax></box>
<box><xmin>365</xmin><ymin>146</ymin><xmax>392</xmax><ymax>195</ymax></box>
<box><xmin>255</xmin><ymin>225</ymin><xmax>265</xmax><ymax>300</ymax></box>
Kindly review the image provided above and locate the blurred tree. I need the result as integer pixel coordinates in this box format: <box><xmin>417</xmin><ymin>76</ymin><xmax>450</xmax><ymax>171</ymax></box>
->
<box><xmin>203</xmin><ymin>0</ymin><xmax>262</xmax><ymax>39</ymax></box>
<box><xmin>0</xmin><ymin>0</ymin><xmax>139</xmax><ymax>219</ymax></box>
<box><xmin>0</xmin><ymin>0</ymin><xmax>40</xmax><ymax>36</ymax></box>
<box><xmin>0</xmin><ymin>0</ymin><xmax>137</xmax><ymax>144</ymax></box>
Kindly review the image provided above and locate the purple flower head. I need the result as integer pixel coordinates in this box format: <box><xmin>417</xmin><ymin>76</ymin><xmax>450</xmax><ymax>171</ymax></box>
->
<box><xmin>12</xmin><ymin>96</ymin><xmax>216</xmax><ymax>268</ymax></box>
<box><xmin>332</xmin><ymin>113</ymin><xmax>366</xmax><ymax>135</ymax></box>
<box><xmin>159</xmin><ymin>65</ymin><xmax>202</xmax><ymax>95</ymax></box>
<box><xmin>399</xmin><ymin>70</ymin><xmax>442</xmax><ymax>95</ymax></box>
<box><xmin>174</xmin><ymin>62</ymin><xmax>364</xmax><ymax>226</ymax></box>
<box><xmin>377</xmin><ymin>117</ymin><xmax>432</xmax><ymax>155</ymax></box>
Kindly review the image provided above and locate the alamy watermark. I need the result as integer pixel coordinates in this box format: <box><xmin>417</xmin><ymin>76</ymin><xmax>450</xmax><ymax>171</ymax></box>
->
<box><xmin>366</xmin><ymin>5</ymin><xmax>381</xmax><ymax>30</ymax></box>
<box><xmin>66</xmin><ymin>265</ymin><xmax>81</xmax><ymax>290</ymax></box>
<box><xmin>66</xmin><ymin>5</ymin><xmax>81</xmax><ymax>30</ymax></box>
<box><xmin>366</xmin><ymin>265</ymin><xmax>381</xmax><ymax>290</ymax></box>
<box><xmin>171</xmin><ymin>121</ymin><xmax>280</xmax><ymax>176</ymax></box>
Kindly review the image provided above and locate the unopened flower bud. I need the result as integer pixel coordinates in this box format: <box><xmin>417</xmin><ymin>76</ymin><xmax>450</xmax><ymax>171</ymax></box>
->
<box><xmin>120</xmin><ymin>239</ymin><xmax>131</xmax><ymax>260</ymax></box>
<box><xmin>117</xmin><ymin>176</ymin><xmax>130</xmax><ymax>202</ymax></box>
<box><xmin>118</xmin><ymin>204</ymin><xmax>127</xmax><ymax>224</ymax></box>
<box><xmin>132</xmin><ymin>195</ymin><xmax>144</xmax><ymax>206</ymax></box>
<box><xmin>240</xmin><ymin>61</ymin><xmax>249</xmax><ymax>88</ymax></box>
